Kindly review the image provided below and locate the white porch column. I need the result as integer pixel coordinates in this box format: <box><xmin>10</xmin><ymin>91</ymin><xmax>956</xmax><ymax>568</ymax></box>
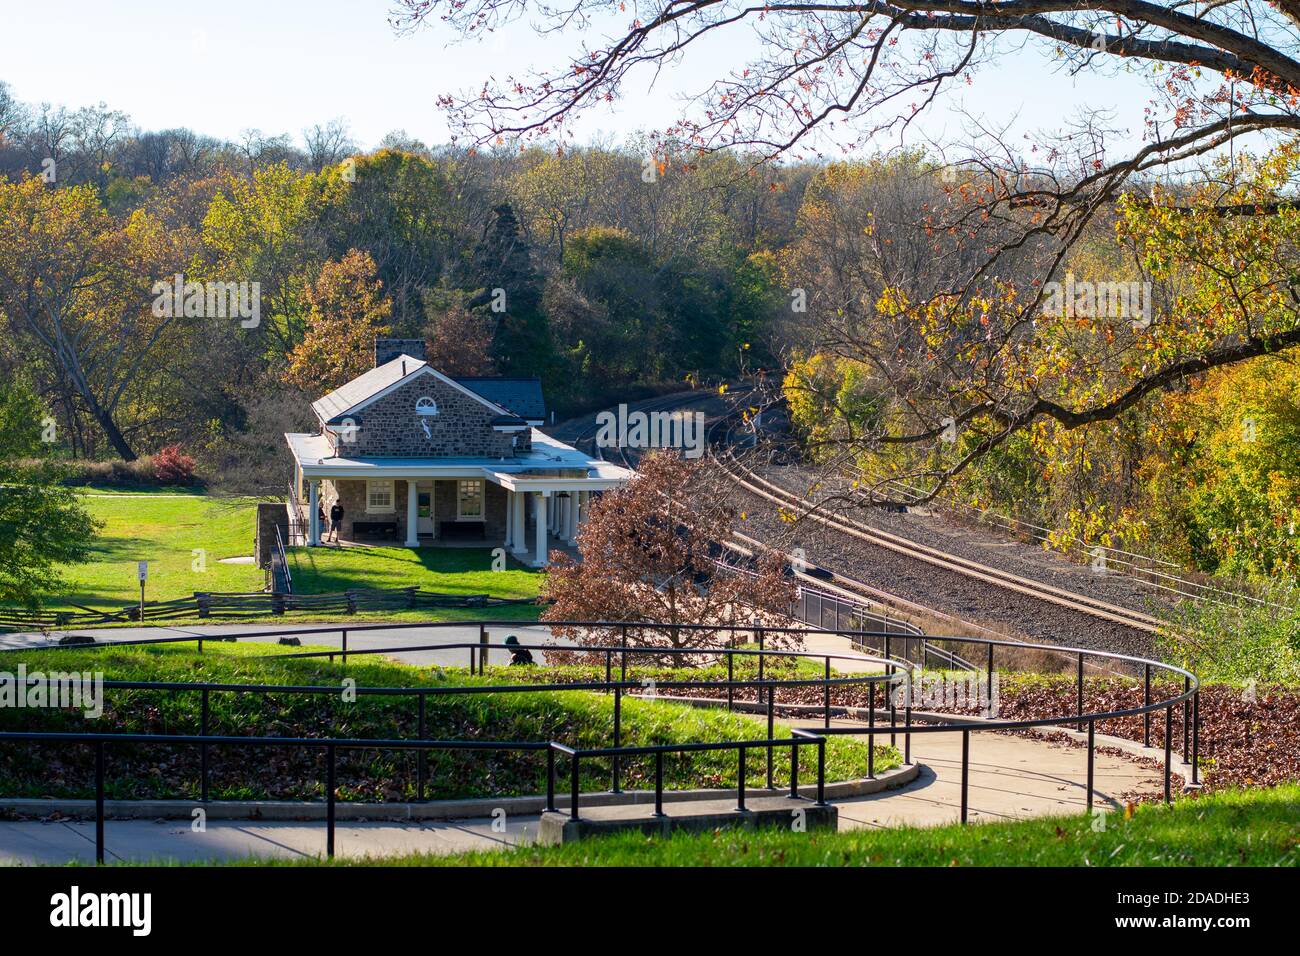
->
<box><xmin>512</xmin><ymin>491</ymin><xmax>528</xmax><ymax>555</ymax></box>
<box><xmin>534</xmin><ymin>491</ymin><xmax>549</xmax><ymax>566</ymax></box>
<box><xmin>405</xmin><ymin>480</ymin><xmax>419</xmax><ymax>547</ymax></box>
<box><xmin>308</xmin><ymin>480</ymin><xmax>321</xmax><ymax>546</ymax></box>
<box><xmin>504</xmin><ymin>489</ymin><xmax>514</xmax><ymax>550</ymax></box>
<box><xmin>564</xmin><ymin>493</ymin><xmax>578</xmax><ymax>544</ymax></box>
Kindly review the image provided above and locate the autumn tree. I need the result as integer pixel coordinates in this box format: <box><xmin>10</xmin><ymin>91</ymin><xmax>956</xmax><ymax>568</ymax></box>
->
<box><xmin>321</xmin><ymin>149</ymin><xmax>457</xmax><ymax>331</ymax></box>
<box><xmin>392</xmin><ymin>0</ymin><xmax>1300</xmax><ymax>504</ymax></box>
<box><xmin>423</xmin><ymin>297</ymin><xmax>496</xmax><ymax>376</ymax></box>
<box><xmin>203</xmin><ymin>162</ymin><xmax>339</xmax><ymax>356</ymax></box>
<box><xmin>0</xmin><ymin>176</ymin><xmax>191</xmax><ymax>460</ymax></box>
<box><xmin>543</xmin><ymin>452</ymin><xmax>799</xmax><ymax>658</ymax></box>
<box><xmin>283</xmin><ymin>249</ymin><xmax>392</xmax><ymax>393</ymax></box>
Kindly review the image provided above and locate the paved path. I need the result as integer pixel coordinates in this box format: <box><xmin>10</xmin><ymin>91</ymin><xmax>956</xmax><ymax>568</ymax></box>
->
<box><xmin>1</xmin><ymin>622</ymin><xmax>880</xmax><ymax>671</ymax></box>
<box><xmin>0</xmin><ymin>724</ymin><xmax>1163</xmax><ymax>864</ymax></box>
<box><xmin>832</xmin><ymin>723</ymin><xmax>1162</xmax><ymax>829</ymax></box>
<box><xmin>0</xmin><ymin>622</ymin><xmax>561</xmax><ymax>668</ymax></box>
<box><xmin>0</xmin><ymin>815</ymin><xmax>535</xmax><ymax>865</ymax></box>
<box><xmin>0</xmin><ymin>625</ymin><xmax>1164</xmax><ymax>863</ymax></box>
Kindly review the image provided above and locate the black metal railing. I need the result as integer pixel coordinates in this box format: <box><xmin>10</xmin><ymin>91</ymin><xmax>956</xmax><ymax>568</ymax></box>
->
<box><xmin>270</xmin><ymin>524</ymin><xmax>293</xmax><ymax>595</ymax></box>
<box><xmin>0</xmin><ymin>619</ymin><xmax>1199</xmax><ymax>862</ymax></box>
<box><xmin>286</xmin><ymin>480</ymin><xmax>307</xmax><ymax>546</ymax></box>
<box><xmin>0</xmin><ymin>629</ymin><xmax>904</xmax><ymax>862</ymax></box>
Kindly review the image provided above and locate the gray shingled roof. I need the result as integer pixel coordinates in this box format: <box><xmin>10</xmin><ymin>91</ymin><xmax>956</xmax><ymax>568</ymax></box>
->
<box><xmin>312</xmin><ymin>355</ymin><xmax>432</xmax><ymax>423</ymax></box>
<box><xmin>311</xmin><ymin>356</ymin><xmax>545</xmax><ymax>426</ymax></box>
<box><xmin>455</xmin><ymin>378</ymin><xmax>546</xmax><ymax>422</ymax></box>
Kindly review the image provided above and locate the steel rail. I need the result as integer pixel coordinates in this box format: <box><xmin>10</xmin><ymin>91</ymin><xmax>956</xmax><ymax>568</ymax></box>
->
<box><xmin>712</xmin><ymin>420</ymin><xmax>1163</xmax><ymax>636</ymax></box>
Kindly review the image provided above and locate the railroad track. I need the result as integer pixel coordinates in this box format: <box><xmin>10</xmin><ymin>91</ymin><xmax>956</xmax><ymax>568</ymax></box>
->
<box><xmin>569</xmin><ymin>388</ymin><xmax>1151</xmax><ymax>666</ymax></box>
<box><xmin>847</xmin><ymin>465</ymin><xmax>1270</xmax><ymax>612</ymax></box>
<box><xmin>710</xmin><ymin>417</ymin><xmax>1164</xmax><ymax>638</ymax></box>
<box><xmin>565</xmin><ymin>389</ymin><xmax>726</xmax><ymax>466</ymax></box>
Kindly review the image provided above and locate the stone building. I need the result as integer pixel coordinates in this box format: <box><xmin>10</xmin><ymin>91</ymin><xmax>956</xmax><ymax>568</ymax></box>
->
<box><xmin>284</xmin><ymin>340</ymin><xmax>632</xmax><ymax>566</ymax></box>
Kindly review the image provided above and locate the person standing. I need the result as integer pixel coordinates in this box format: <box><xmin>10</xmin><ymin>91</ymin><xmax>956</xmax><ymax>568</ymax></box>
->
<box><xmin>329</xmin><ymin>501</ymin><xmax>344</xmax><ymax>543</ymax></box>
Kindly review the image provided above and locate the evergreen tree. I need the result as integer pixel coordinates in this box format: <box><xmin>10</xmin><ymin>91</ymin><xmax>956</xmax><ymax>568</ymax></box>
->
<box><xmin>468</xmin><ymin>203</ymin><xmax>552</xmax><ymax>379</ymax></box>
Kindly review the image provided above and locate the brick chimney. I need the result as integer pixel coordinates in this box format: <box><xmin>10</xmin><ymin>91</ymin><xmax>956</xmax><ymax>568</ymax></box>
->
<box><xmin>374</xmin><ymin>338</ymin><xmax>426</xmax><ymax>367</ymax></box>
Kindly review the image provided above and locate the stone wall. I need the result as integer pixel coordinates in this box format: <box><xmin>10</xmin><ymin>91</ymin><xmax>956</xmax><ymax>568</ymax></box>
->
<box><xmin>323</xmin><ymin>477</ymin><xmax>506</xmax><ymax>543</ymax></box>
<box><xmin>339</xmin><ymin>370</ymin><xmax>532</xmax><ymax>459</ymax></box>
<box><xmin>254</xmin><ymin>502</ymin><xmax>289</xmax><ymax>568</ymax></box>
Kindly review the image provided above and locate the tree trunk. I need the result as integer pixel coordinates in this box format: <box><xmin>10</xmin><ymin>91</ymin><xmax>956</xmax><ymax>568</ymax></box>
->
<box><xmin>83</xmin><ymin>394</ymin><xmax>136</xmax><ymax>461</ymax></box>
<box><xmin>97</xmin><ymin>412</ymin><xmax>137</xmax><ymax>461</ymax></box>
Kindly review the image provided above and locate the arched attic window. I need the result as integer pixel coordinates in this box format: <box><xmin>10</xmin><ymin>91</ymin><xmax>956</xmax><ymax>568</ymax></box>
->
<box><xmin>415</xmin><ymin>396</ymin><xmax>438</xmax><ymax>416</ymax></box>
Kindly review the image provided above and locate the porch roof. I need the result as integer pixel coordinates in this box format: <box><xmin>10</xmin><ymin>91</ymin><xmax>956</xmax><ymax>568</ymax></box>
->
<box><xmin>285</xmin><ymin>428</ymin><xmax>633</xmax><ymax>491</ymax></box>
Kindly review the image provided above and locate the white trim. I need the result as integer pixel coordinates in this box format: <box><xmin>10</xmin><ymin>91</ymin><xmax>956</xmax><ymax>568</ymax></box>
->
<box><xmin>366</xmin><ymin>479</ymin><xmax>396</xmax><ymax>513</ymax></box>
<box><xmin>405</xmin><ymin>480</ymin><xmax>419</xmax><ymax>547</ymax></box>
<box><xmin>456</xmin><ymin>478</ymin><xmax>485</xmax><ymax>521</ymax></box>
<box><xmin>318</xmin><ymin>361</ymin><xmax>515</xmax><ymax>425</ymax></box>
<box><xmin>533</xmin><ymin>490</ymin><xmax>549</xmax><ymax>566</ymax></box>
<box><xmin>512</xmin><ymin>491</ymin><xmax>528</xmax><ymax>556</ymax></box>
<box><xmin>308</xmin><ymin>481</ymin><xmax>321</xmax><ymax>547</ymax></box>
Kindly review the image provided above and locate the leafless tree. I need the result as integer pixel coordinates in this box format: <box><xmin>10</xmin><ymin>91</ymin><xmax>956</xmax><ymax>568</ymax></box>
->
<box><xmin>303</xmin><ymin>118</ymin><xmax>356</xmax><ymax>171</ymax></box>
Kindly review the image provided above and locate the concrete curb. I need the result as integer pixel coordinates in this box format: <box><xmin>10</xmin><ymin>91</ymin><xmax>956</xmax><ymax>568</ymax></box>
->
<box><xmin>0</xmin><ymin>763</ymin><xmax>918</xmax><ymax>822</ymax></box>
<box><xmin>538</xmin><ymin>799</ymin><xmax>839</xmax><ymax>845</ymax></box>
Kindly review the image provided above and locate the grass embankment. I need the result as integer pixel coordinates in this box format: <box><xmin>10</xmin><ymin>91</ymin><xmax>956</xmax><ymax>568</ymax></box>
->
<box><xmin>48</xmin><ymin>492</ymin><xmax>265</xmax><ymax>608</ymax></box>
<box><xmin>33</xmin><ymin>491</ymin><xmax>545</xmax><ymax>623</ymax></box>
<box><xmin>0</xmin><ymin>643</ymin><xmax>897</xmax><ymax>803</ymax></box>
<box><xmin>369</xmin><ymin>784</ymin><xmax>1300</xmax><ymax>867</ymax></box>
<box><xmin>287</xmin><ymin>545</ymin><xmax>544</xmax><ymax>623</ymax></box>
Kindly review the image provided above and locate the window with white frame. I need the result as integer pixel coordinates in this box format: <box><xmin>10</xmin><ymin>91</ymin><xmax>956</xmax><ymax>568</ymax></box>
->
<box><xmin>366</xmin><ymin>480</ymin><xmax>395</xmax><ymax>513</ymax></box>
<box><xmin>457</xmin><ymin>479</ymin><xmax>484</xmax><ymax>520</ymax></box>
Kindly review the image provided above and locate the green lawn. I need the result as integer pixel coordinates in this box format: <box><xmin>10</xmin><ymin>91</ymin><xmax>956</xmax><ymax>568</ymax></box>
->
<box><xmin>0</xmin><ymin>642</ymin><xmax>898</xmax><ymax>801</ymax></box>
<box><xmin>288</xmin><ymin>545</ymin><xmax>543</xmax><ymax>600</ymax></box>
<box><xmin>49</xmin><ymin>492</ymin><xmax>264</xmax><ymax>610</ymax></box>
<box><xmin>34</xmin><ymin>492</ymin><xmax>545</xmax><ymax>622</ymax></box>
<box><xmin>69</xmin><ymin>484</ymin><xmax>206</xmax><ymax>496</ymax></box>
<box><xmin>371</xmin><ymin>783</ymin><xmax>1300</xmax><ymax>867</ymax></box>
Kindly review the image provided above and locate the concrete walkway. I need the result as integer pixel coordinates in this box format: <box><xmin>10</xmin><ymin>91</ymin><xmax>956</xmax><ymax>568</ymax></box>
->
<box><xmin>0</xmin><ymin>625</ymin><xmax>1165</xmax><ymax>863</ymax></box>
<box><xmin>0</xmin><ymin>725</ymin><xmax>1163</xmax><ymax>864</ymax></box>
<box><xmin>831</xmin><ymin>723</ymin><xmax>1163</xmax><ymax>829</ymax></box>
<box><xmin>0</xmin><ymin>622</ymin><xmax>561</xmax><ymax>668</ymax></box>
<box><xmin>0</xmin><ymin>815</ymin><xmax>535</xmax><ymax>865</ymax></box>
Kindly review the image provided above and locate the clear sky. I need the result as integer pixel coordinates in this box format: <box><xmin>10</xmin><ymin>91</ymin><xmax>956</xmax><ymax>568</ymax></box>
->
<box><xmin>0</xmin><ymin>0</ymin><xmax>1152</xmax><ymax>158</ymax></box>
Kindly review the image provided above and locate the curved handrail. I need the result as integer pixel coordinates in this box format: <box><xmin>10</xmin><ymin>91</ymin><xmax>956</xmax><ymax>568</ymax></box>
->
<box><xmin>0</xmin><ymin>619</ymin><xmax>1200</xmax><ymax>861</ymax></box>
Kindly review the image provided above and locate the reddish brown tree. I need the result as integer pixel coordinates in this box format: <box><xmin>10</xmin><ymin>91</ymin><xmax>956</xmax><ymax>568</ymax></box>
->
<box><xmin>423</xmin><ymin>303</ymin><xmax>496</xmax><ymax>376</ymax></box>
<box><xmin>542</xmin><ymin>451</ymin><xmax>799</xmax><ymax>660</ymax></box>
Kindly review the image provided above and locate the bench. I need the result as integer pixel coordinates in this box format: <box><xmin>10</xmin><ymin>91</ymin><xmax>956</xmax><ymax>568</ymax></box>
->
<box><xmin>439</xmin><ymin>521</ymin><xmax>486</xmax><ymax>541</ymax></box>
<box><xmin>351</xmin><ymin>520</ymin><xmax>398</xmax><ymax>540</ymax></box>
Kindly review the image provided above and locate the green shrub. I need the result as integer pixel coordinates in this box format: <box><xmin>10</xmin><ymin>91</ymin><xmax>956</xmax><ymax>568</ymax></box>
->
<box><xmin>1160</xmin><ymin>581</ymin><xmax>1300</xmax><ymax>685</ymax></box>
